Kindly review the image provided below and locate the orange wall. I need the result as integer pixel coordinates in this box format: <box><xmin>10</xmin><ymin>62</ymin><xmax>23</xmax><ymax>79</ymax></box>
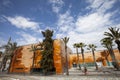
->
<box><xmin>69</xmin><ymin>49</ymin><xmax>120</xmax><ymax>66</ymax></box>
<box><xmin>53</xmin><ymin>39</ymin><xmax>63</xmax><ymax>74</ymax></box>
<box><xmin>10</xmin><ymin>45</ymin><xmax>33</xmax><ymax>73</ymax></box>
<box><xmin>10</xmin><ymin>39</ymin><xmax>72</xmax><ymax>74</ymax></box>
<box><xmin>10</xmin><ymin>41</ymin><xmax>120</xmax><ymax>74</ymax></box>
<box><xmin>53</xmin><ymin>39</ymin><xmax>72</xmax><ymax>74</ymax></box>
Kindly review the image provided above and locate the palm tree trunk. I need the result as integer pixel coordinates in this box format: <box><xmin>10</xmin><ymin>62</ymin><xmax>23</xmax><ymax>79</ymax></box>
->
<box><xmin>0</xmin><ymin>56</ymin><xmax>7</xmax><ymax>72</ymax></box>
<box><xmin>81</xmin><ymin>48</ymin><xmax>85</xmax><ymax>67</ymax></box>
<box><xmin>7</xmin><ymin>55</ymin><xmax>13</xmax><ymax>73</ymax></box>
<box><xmin>65</xmin><ymin>45</ymin><xmax>69</xmax><ymax>75</ymax></box>
<box><xmin>92</xmin><ymin>49</ymin><xmax>98</xmax><ymax>70</ymax></box>
<box><xmin>108</xmin><ymin>47</ymin><xmax>119</xmax><ymax>70</ymax></box>
<box><xmin>76</xmin><ymin>48</ymin><xmax>81</xmax><ymax>70</ymax></box>
<box><xmin>104</xmin><ymin>50</ymin><xmax>110</xmax><ymax>66</ymax></box>
<box><xmin>31</xmin><ymin>52</ymin><xmax>35</xmax><ymax>74</ymax></box>
<box><xmin>0</xmin><ymin>57</ymin><xmax>4</xmax><ymax>71</ymax></box>
<box><xmin>115</xmin><ymin>40</ymin><xmax>120</xmax><ymax>54</ymax></box>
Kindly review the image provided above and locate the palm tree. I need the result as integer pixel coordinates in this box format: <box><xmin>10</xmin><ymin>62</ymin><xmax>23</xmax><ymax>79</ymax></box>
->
<box><xmin>40</xmin><ymin>29</ymin><xmax>54</xmax><ymax>75</ymax></box>
<box><xmin>87</xmin><ymin>44</ymin><xmax>98</xmax><ymax>70</ymax></box>
<box><xmin>28</xmin><ymin>44</ymin><xmax>37</xmax><ymax>74</ymax></box>
<box><xmin>79</xmin><ymin>42</ymin><xmax>86</xmax><ymax>67</ymax></box>
<box><xmin>101</xmin><ymin>37</ymin><xmax>119</xmax><ymax>70</ymax></box>
<box><xmin>62</xmin><ymin>37</ymin><xmax>69</xmax><ymax>76</ymax></box>
<box><xmin>73</xmin><ymin>43</ymin><xmax>81</xmax><ymax>70</ymax></box>
<box><xmin>0</xmin><ymin>51</ymin><xmax>2</xmax><ymax>58</ymax></box>
<box><xmin>104</xmin><ymin>27</ymin><xmax>120</xmax><ymax>53</ymax></box>
<box><xmin>0</xmin><ymin>37</ymin><xmax>17</xmax><ymax>72</ymax></box>
<box><xmin>0</xmin><ymin>51</ymin><xmax>2</xmax><ymax>67</ymax></box>
<box><xmin>37</xmin><ymin>42</ymin><xmax>44</xmax><ymax>50</ymax></box>
<box><xmin>8</xmin><ymin>42</ymin><xmax>17</xmax><ymax>73</ymax></box>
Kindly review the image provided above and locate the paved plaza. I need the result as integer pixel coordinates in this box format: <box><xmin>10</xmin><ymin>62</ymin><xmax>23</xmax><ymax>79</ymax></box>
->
<box><xmin>0</xmin><ymin>67</ymin><xmax>120</xmax><ymax>80</ymax></box>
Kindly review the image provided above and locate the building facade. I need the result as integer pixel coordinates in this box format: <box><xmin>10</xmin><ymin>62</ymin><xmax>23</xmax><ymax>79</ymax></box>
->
<box><xmin>9</xmin><ymin>39</ymin><xmax>72</xmax><ymax>74</ymax></box>
<box><xmin>3</xmin><ymin>39</ymin><xmax>120</xmax><ymax>74</ymax></box>
<box><xmin>69</xmin><ymin>49</ymin><xmax>120</xmax><ymax>67</ymax></box>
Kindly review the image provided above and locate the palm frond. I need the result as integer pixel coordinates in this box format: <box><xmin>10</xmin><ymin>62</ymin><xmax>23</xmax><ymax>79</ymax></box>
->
<box><xmin>104</xmin><ymin>32</ymin><xmax>114</xmax><ymax>38</ymax></box>
<box><xmin>62</xmin><ymin>37</ymin><xmax>69</xmax><ymax>44</ymax></box>
<box><xmin>105</xmin><ymin>27</ymin><xmax>120</xmax><ymax>40</ymax></box>
<box><xmin>100</xmin><ymin>37</ymin><xmax>113</xmax><ymax>49</ymax></box>
<box><xmin>79</xmin><ymin>42</ymin><xmax>86</xmax><ymax>47</ymax></box>
<box><xmin>87</xmin><ymin>44</ymin><xmax>97</xmax><ymax>50</ymax></box>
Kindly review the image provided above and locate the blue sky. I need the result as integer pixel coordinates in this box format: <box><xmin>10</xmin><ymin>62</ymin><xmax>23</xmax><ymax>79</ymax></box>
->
<box><xmin>0</xmin><ymin>0</ymin><xmax>120</xmax><ymax>52</ymax></box>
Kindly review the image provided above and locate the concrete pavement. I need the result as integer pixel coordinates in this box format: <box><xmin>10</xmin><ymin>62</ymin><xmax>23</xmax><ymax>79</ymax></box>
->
<box><xmin>0</xmin><ymin>67</ymin><xmax>120</xmax><ymax>80</ymax></box>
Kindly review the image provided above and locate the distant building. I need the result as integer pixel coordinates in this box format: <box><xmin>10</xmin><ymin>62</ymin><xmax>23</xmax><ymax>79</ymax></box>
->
<box><xmin>69</xmin><ymin>49</ymin><xmax>120</xmax><ymax>67</ymax></box>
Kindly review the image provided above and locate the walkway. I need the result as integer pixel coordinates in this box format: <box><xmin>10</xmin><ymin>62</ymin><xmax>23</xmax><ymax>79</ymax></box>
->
<box><xmin>0</xmin><ymin>67</ymin><xmax>120</xmax><ymax>80</ymax></box>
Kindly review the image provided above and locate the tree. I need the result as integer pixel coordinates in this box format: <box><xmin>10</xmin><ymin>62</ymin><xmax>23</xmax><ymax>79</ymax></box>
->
<box><xmin>79</xmin><ymin>42</ymin><xmax>86</xmax><ymax>67</ymax></box>
<box><xmin>104</xmin><ymin>27</ymin><xmax>120</xmax><ymax>53</ymax></box>
<box><xmin>40</xmin><ymin>29</ymin><xmax>54</xmax><ymax>75</ymax></box>
<box><xmin>0</xmin><ymin>51</ymin><xmax>3</xmax><ymax>70</ymax></box>
<box><xmin>0</xmin><ymin>37</ymin><xmax>11</xmax><ymax>71</ymax></box>
<box><xmin>73</xmin><ymin>43</ymin><xmax>81</xmax><ymax>70</ymax></box>
<box><xmin>28</xmin><ymin>44</ymin><xmax>37</xmax><ymax>74</ymax></box>
<box><xmin>0</xmin><ymin>37</ymin><xmax>17</xmax><ymax>72</ymax></box>
<box><xmin>87</xmin><ymin>44</ymin><xmax>98</xmax><ymax>70</ymax></box>
<box><xmin>0</xmin><ymin>51</ymin><xmax>2</xmax><ymax>58</ymax></box>
<box><xmin>7</xmin><ymin>42</ymin><xmax>17</xmax><ymax>73</ymax></box>
<box><xmin>62</xmin><ymin>37</ymin><xmax>69</xmax><ymax>76</ymax></box>
<box><xmin>37</xmin><ymin>42</ymin><xmax>44</xmax><ymax>50</ymax></box>
<box><xmin>101</xmin><ymin>37</ymin><xmax>119</xmax><ymax>70</ymax></box>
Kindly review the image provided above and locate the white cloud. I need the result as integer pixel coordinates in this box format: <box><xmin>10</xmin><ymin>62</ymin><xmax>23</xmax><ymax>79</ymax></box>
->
<box><xmin>57</xmin><ymin>11</ymin><xmax>75</xmax><ymax>32</ymax></box>
<box><xmin>86</xmin><ymin>0</ymin><xmax>104</xmax><ymax>9</ymax></box>
<box><xmin>56</xmin><ymin>33</ymin><xmax>66</xmax><ymax>39</ymax></box>
<box><xmin>75</xmin><ymin>13</ymin><xmax>112</xmax><ymax>33</ymax></box>
<box><xmin>49</xmin><ymin>0</ymin><xmax>64</xmax><ymax>4</ymax></box>
<box><xmin>16</xmin><ymin>32</ymin><xmax>42</xmax><ymax>46</ymax></box>
<box><xmin>67</xmin><ymin>29</ymin><xmax>106</xmax><ymax>51</ymax></box>
<box><xmin>56</xmin><ymin>11</ymin><xmax>106</xmax><ymax>51</ymax></box>
<box><xmin>5</xmin><ymin>16</ymin><xmax>40</xmax><ymax>31</ymax></box>
<box><xmin>49</xmin><ymin>0</ymin><xmax>64</xmax><ymax>13</ymax></box>
<box><xmin>97</xmin><ymin>0</ymin><xmax>116</xmax><ymax>13</ymax></box>
<box><xmin>52</xmin><ymin>6</ymin><xmax>61</xmax><ymax>13</ymax></box>
<box><xmin>55</xmin><ymin>0</ymin><xmax>118</xmax><ymax>52</ymax></box>
<box><xmin>86</xmin><ymin>0</ymin><xmax>116</xmax><ymax>13</ymax></box>
<box><xmin>0</xmin><ymin>37</ymin><xmax>6</xmax><ymax>47</ymax></box>
<box><xmin>66</xmin><ymin>11</ymin><xmax>116</xmax><ymax>52</ymax></box>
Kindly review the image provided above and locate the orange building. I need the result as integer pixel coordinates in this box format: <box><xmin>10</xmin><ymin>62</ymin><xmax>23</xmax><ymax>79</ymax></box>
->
<box><xmin>9</xmin><ymin>39</ymin><xmax>120</xmax><ymax>74</ymax></box>
<box><xmin>69</xmin><ymin>49</ymin><xmax>120</xmax><ymax>67</ymax></box>
<box><xmin>9</xmin><ymin>39</ymin><xmax>72</xmax><ymax>74</ymax></box>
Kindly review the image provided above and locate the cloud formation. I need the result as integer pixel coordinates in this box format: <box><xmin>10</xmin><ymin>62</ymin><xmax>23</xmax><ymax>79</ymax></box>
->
<box><xmin>55</xmin><ymin>0</ymin><xmax>118</xmax><ymax>52</ymax></box>
<box><xmin>2</xmin><ymin>15</ymin><xmax>43</xmax><ymax>46</ymax></box>
<box><xmin>16</xmin><ymin>32</ymin><xmax>42</xmax><ymax>46</ymax></box>
<box><xmin>75</xmin><ymin>13</ymin><xmax>112</xmax><ymax>33</ymax></box>
<box><xmin>1</xmin><ymin>0</ymin><xmax>119</xmax><ymax>53</ymax></box>
<box><xmin>0</xmin><ymin>37</ymin><xmax>6</xmax><ymax>46</ymax></box>
<box><xmin>5</xmin><ymin>16</ymin><xmax>40</xmax><ymax>31</ymax></box>
<box><xmin>49</xmin><ymin>0</ymin><xmax>64</xmax><ymax>13</ymax></box>
<box><xmin>57</xmin><ymin>10</ymin><xmax>75</xmax><ymax>32</ymax></box>
<box><xmin>86</xmin><ymin>0</ymin><xmax>116</xmax><ymax>13</ymax></box>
